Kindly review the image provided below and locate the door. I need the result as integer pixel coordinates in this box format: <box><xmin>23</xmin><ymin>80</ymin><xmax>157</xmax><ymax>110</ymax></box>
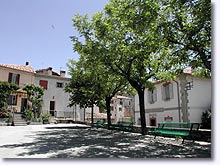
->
<box><xmin>50</xmin><ymin>101</ymin><xmax>55</xmax><ymax>116</ymax></box>
<box><xmin>150</xmin><ymin>118</ymin><xmax>156</xmax><ymax>126</ymax></box>
<box><xmin>21</xmin><ymin>98</ymin><xmax>27</xmax><ymax>113</ymax></box>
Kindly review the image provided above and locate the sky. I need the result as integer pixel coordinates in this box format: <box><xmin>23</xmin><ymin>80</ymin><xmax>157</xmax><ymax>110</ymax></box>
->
<box><xmin>0</xmin><ymin>0</ymin><xmax>109</xmax><ymax>75</ymax></box>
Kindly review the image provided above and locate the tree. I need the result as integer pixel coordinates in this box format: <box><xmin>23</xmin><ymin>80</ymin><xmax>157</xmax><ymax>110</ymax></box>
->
<box><xmin>65</xmin><ymin>59</ymin><xmax>103</xmax><ymax>124</ymax></box>
<box><xmin>23</xmin><ymin>84</ymin><xmax>44</xmax><ymax>119</ymax></box>
<box><xmin>0</xmin><ymin>81</ymin><xmax>19</xmax><ymax>109</ymax></box>
<box><xmin>65</xmin><ymin>58</ymin><xmax>130</xmax><ymax>127</ymax></box>
<box><xmin>71</xmin><ymin>0</ymin><xmax>175</xmax><ymax>135</ymax></box>
<box><xmin>71</xmin><ymin>0</ymin><xmax>210</xmax><ymax>134</ymax></box>
<box><xmin>158</xmin><ymin>0</ymin><xmax>211</xmax><ymax>71</ymax></box>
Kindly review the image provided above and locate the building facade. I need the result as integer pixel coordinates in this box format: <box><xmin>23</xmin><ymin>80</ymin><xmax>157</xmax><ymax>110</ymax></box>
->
<box><xmin>110</xmin><ymin>95</ymin><xmax>134</xmax><ymax>123</ymax></box>
<box><xmin>35</xmin><ymin>67</ymin><xmax>101</xmax><ymax>122</ymax></box>
<box><xmin>35</xmin><ymin>67</ymin><xmax>74</xmax><ymax>118</ymax></box>
<box><xmin>134</xmin><ymin>74</ymin><xmax>211</xmax><ymax>126</ymax></box>
<box><xmin>0</xmin><ymin>63</ymin><xmax>35</xmax><ymax>113</ymax></box>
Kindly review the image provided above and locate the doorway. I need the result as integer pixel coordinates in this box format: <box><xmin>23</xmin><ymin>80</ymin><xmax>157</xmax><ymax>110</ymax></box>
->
<box><xmin>150</xmin><ymin>117</ymin><xmax>156</xmax><ymax>126</ymax></box>
<box><xmin>49</xmin><ymin>101</ymin><xmax>55</xmax><ymax>116</ymax></box>
<box><xmin>21</xmin><ymin>98</ymin><xmax>27</xmax><ymax>113</ymax></box>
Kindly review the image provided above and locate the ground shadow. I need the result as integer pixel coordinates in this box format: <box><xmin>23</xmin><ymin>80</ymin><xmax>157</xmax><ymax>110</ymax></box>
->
<box><xmin>0</xmin><ymin>126</ymin><xmax>211</xmax><ymax>158</ymax></box>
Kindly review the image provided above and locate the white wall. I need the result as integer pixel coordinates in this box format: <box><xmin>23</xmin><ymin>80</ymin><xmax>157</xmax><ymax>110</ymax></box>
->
<box><xmin>187</xmin><ymin>77</ymin><xmax>211</xmax><ymax>123</ymax></box>
<box><xmin>134</xmin><ymin>76</ymin><xmax>211</xmax><ymax>126</ymax></box>
<box><xmin>35</xmin><ymin>74</ymin><xmax>73</xmax><ymax>116</ymax></box>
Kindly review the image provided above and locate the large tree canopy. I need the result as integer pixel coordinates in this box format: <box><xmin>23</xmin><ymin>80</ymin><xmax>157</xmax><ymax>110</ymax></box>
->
<box><xmin>70</xmin><ymin>0</ymin><xmax>211</xmax><ymax>134</ymax></box>
<box><xmin>66</xmin><ymin>55</ymin><xmax>131</xmax><ymax>126</ymax></box>
<box><xmin>71</xmin><ymin>0</ymin><xmax>174</xmax><ymax>135</ymax></box>
<box><xmin>158</xmin><ymin>0</ymin><xmax>211</xmax><ymax>71</ymax></box>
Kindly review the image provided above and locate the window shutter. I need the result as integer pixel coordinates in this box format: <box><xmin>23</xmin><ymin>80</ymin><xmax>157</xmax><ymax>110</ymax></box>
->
<box><xmin>153</xmin><ymin>88</ymin><xmax>157</xmax><ymax>102</ymax></box>
<box><xmin>16</xmin><ymin>74</ymin><xmax>20</xmax><ymax>85</ymax></box>
<box><xmin>161</xmin><ymin>85</ymin><xmax>165</xmax><ymax>101</ymax></box>
<box><xmin>169</xmin><ymin>83</ymin><xmax>174</xmax><ymax>99</ymax></box>
<box><xmin>148</xmin><ymin>90</ymin><xmax>151</xmax><ymax>103</ymax></box>
<box><xmin>8</xmin><ymin>73</ymin><xmax>12</xmax><ymax>83</ymax></box>
<box><xmin>39</xmin><ymin>80</ymin><xmax>48</xmax><ymax>90</ymax></box>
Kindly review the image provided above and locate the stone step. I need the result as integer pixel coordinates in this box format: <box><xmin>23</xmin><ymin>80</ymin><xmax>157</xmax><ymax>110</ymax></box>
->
<box><xmin>13</xmin><ymin>113</ymin><xmax>27</xmax><ymax>126</ymax></box>
<box><xmin>13</xmin><ymin>121</ymin><xmax>27</xmax><ymax>126</ymax></box>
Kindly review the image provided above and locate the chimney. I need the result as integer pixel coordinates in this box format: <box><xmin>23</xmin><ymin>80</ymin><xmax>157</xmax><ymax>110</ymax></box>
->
<box><xmin>48</xmin><ymin>67</ymin><xmax>52</xmax><ymax>75</ymax></box>
<box><xmin>60</xmin><ymin>70</ymin><xmax>66</xmax><ymax>77</ymax></box>
<box><xmin>25</xmin><ymin>62</ymin><xmax>29</xmax><ymax>66</ymax></box>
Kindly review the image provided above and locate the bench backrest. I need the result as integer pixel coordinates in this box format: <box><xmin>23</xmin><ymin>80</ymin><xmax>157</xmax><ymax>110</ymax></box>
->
<box><xmin>97</xmin><ymin>119</ymin><xmax>105</xmax><ymax>125</ymax></box>
<box><xmin>117</xmin><ymin>121</ymin><xmax>133</xmax><ymax>127</ymax></box>
<box><xmin>158</xmin><ymin>122</ymin><xmax>200</xmax><ymax>131</ymax></box>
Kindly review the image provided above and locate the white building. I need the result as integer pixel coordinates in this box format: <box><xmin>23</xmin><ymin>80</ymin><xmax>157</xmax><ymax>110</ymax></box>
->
<box><xmin>35</xmin><ymin>67</ymin><xmax>78</xmax><ymax>119</ymax></box>
<box><xmin>134</xmin><ymin>73</ymin><xmax>211</xmax><ymax>126</ymax></box>
<box><xmin>35</xmin><ymin>67</ymin><xmax>101</xmax><ymax>122</ymax></box>
<box><xmin>110</xmin><ymin>95</ymin><xmax>134</xmax><ymax>123</ymax></box>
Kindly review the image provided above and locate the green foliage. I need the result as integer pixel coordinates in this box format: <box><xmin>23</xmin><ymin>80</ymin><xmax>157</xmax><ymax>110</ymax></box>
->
<box><xmin>201</xmin><ymin>107</ymin><xmax>211</xmax><ymax>129</ymax></box>
<box><xmin>23</xmin><ymin>84</ymin><xmax>44</xmax><ymax>118</ymax></box>
<box><xmin>0</xmin><ymin>81</ymin><xmax>19</xmax><ymax>108</ymax></box>
<box><xmin>65</xmin><ymin>59</ymin><xmax>102</xmax><ymax>108</ymax></box>
<box><xmin>70</xmin><ymin>0</ymin><xmax>210</xmax><ymax>134</ymax></box>
<box><xmin>40</xmin><ymin>112</ymin><xmax>51</xmax><ymax>122</ymax></box>
<box><xmin>159</xmin><ymin>0</ymin><xmax>211</xmax><ymax>71</ymax></box>
<box><xmin>23</xmin><ymin>109</ymin><xmax>34</xmax><ymax>121</ymax></box>
<box><xmin>192</xmin><ymin>67</ymin><xmax>211</xmax><ymax>78</ymax></box>
<box><xmin>0</xmin><ymin>108</ymin><xmax>8</xmax><ymax>118</ymax></box>
<box><xmin>71</xmin><ymin>0</ymin><xmax>173</xmax><ymax>134</ymax></box>
<box><xmin>6</xmin><ymin>112</ymin><xmax>13</xmax><ymax>124</ymax></box>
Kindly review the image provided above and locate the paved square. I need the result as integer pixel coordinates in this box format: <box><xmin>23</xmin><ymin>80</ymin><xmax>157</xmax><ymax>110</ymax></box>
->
<box><xmin>0</xmin><ymin>124</ymin><xmax>211</xmax><ymax>158</ymax></box>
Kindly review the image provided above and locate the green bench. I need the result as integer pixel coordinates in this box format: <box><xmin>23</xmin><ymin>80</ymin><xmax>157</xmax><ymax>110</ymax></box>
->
<box><xmin>109</xmin><ymin>121</ymin><xmax>134</xmax><ymax>132</ymax></box>
<box><xmin>149</xmin><ymin>122</ymin><xmax>200</xmax><ymax>144</ymax></box>
<box><xmin>91</xmin><ymin>119</ymin><xmax>106</xmax><ymax>128</ymax></box>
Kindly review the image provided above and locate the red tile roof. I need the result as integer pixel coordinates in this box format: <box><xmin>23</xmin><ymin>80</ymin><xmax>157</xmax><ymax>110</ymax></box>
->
<box><xmin>0</xmin><ymin>64</ymin><xmax>35</xmax><ymax>73</ymax></box>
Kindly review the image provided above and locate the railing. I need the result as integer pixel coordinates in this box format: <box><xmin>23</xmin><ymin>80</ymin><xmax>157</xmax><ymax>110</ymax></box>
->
<box><xmin>54</xmin><ymin>110</ymin><xmax>78</xmax><ymax>120</ymax></box>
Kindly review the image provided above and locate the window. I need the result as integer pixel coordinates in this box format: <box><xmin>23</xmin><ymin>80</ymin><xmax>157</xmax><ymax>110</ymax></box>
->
<box><xmin>56</xmin><ymin>82</ymin><xmax>63</xmax><ymax>88</ymax></box>
<box><xmin>8</xmin><ymin>73</ymin><xmax>20</xmax><ymax>85</ymax></box>
<box><xmin>8</xmin><ymin>95</ymin><xmax>17</xmax><ymax>105</ymax></box>
<box><xmin>162</xmin><ymin>82</ymin><xmax>173</xmax><ymax>101</ymax></box>
<box><xmin>111</xmin><ymin>106</ymin><xmax>114</xmax><ymax>111</ymax></box>
<box><xmin>39</xmin><ymin>80</ymin><xmax>48</xmax><ymax>90</ymax></box>
<box><xmin>119</xmin><ymin>107</ymin><xmax>122</xmax><ymax>111</ymax></box>
<box><xmin>119</xmin><ymin>99</ymin><xmax>123</xmax><ymax>105</ymax></box>
<box><xmin>148</xmin><ymin>88</ymin><xmax>157</xmax><ymax>104</ymax></box>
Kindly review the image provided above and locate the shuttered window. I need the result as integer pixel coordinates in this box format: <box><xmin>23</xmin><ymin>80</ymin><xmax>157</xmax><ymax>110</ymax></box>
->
<box><xmin>8</xmin><ymin>95</ymin><xmax>17</xmax><ymax>105</ymax></box>
<box><xmin>39</xmin><ymin>80</ymin><xmax>48</xmax><ymax>90</ymax></box>
<box><xmin>162</xmin><ymin>82</ymin><xmax>173</xmax><ymax>101</ymax></box>
<box><xmin>8</xmin><ymin>73</ymin><xmax>20</xmax><ymax>85</ymax></box>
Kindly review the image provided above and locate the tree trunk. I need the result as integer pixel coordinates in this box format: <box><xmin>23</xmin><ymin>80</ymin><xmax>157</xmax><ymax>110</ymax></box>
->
<box><xmin>105</xmin><ymin>96</ymin><xmax>112</xmax><ymax>128</ymax></box>
<box><xmin>138</xmin><ymin>89</ymin><xmax>147</xmax><ymax>135</ymax></box>
<box><xmin>83</xmin><ymin>106</ymin><xmax>86</xmax><ymax>122</ymax></box>
<box><xmin>91</xmin><ymin>104</ymin><xmax>94</xmax><ymax>125</ymax></box>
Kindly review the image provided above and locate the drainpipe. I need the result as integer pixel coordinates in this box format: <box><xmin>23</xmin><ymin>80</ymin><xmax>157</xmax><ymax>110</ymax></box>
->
<box><xmin>83</xmin><ymin>105</ymin><xmax>86</xmax><ymax>122</ymax></box>
<box><xmin>174</xmin><ymin>80</ymin><xmax>181</xmax><ymax>122</ymax></box>
<box><xmin>75</xmin><ymin>104</ymin><xmax>77</xmax><ymax>122</ymax></box>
